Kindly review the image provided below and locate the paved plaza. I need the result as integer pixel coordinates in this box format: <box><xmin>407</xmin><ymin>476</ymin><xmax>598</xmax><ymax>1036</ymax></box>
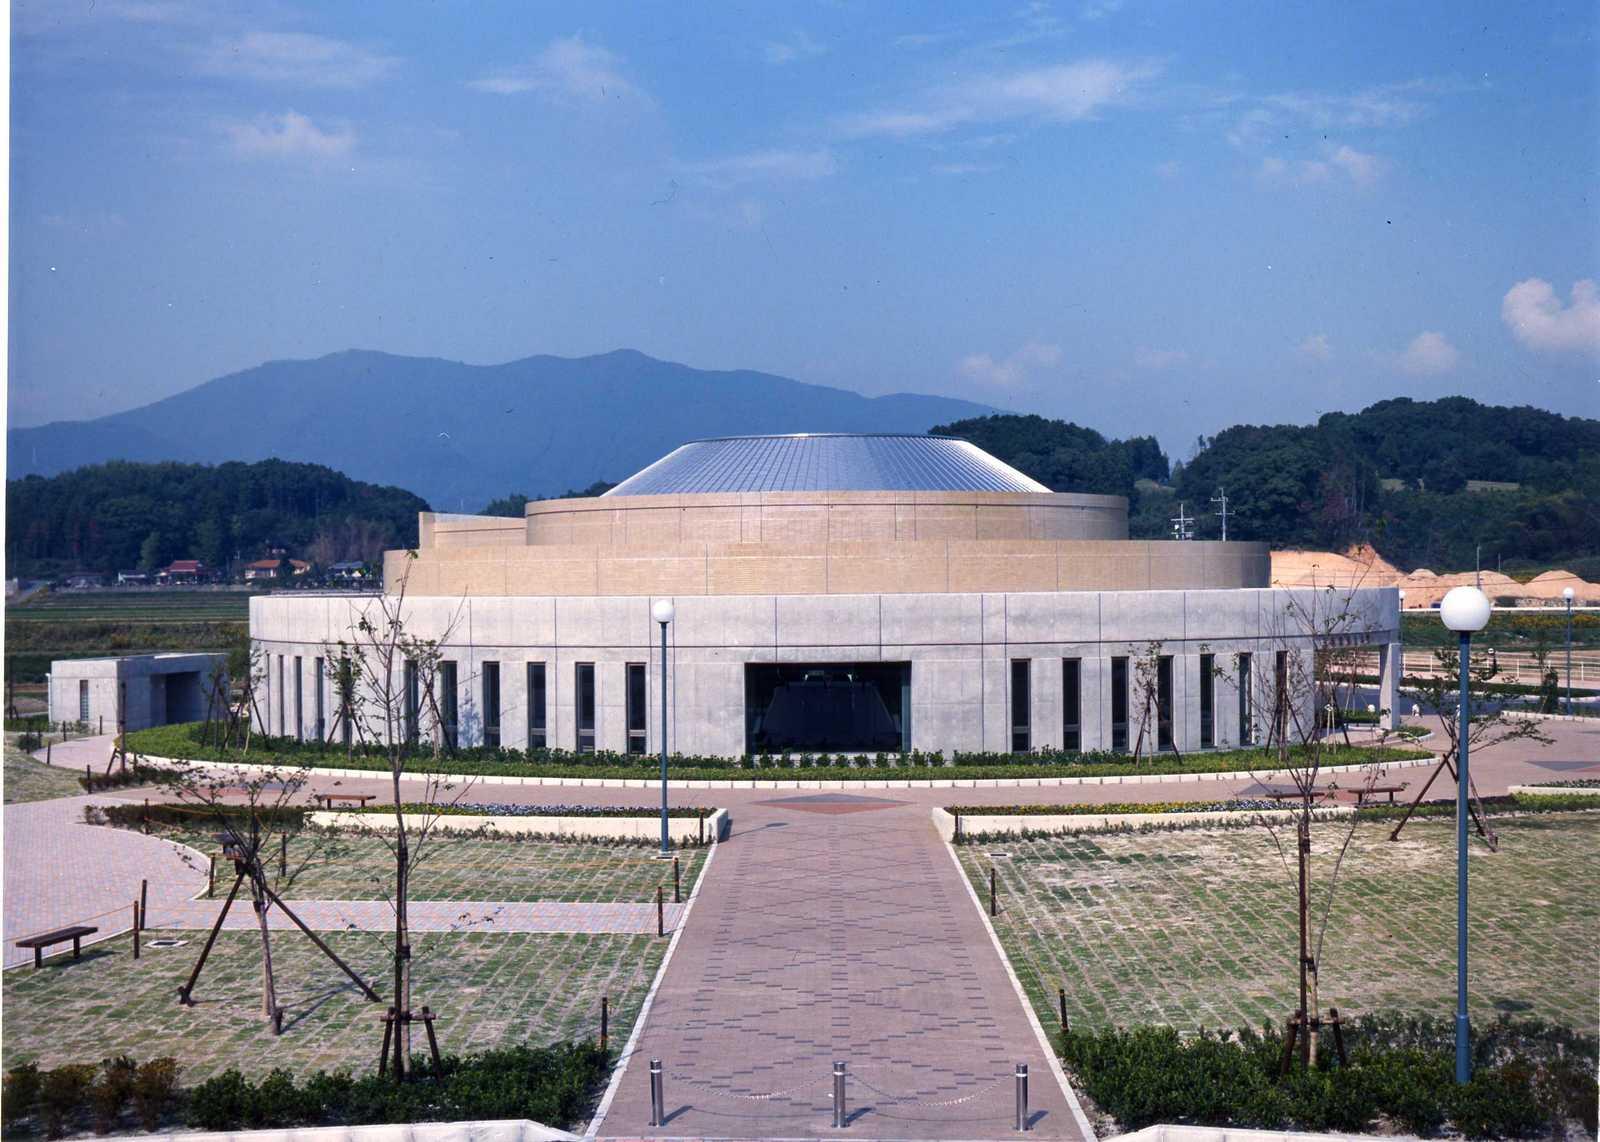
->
<box><xmin>5</xmin><ymin>718</ymin><xmax>1594</xmax><ymax>1138</ymax></box>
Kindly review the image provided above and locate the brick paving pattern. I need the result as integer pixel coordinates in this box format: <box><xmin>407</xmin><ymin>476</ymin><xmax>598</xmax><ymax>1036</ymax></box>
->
<box><xmin>596</xmin><ymin>793</ymin><xmax>1089</xmax><ymax>1141</ymax></box>
<box><xmin>145</xmin><ymin>897</ymin><xmax>684</xmax><ymax>935</ymax></box>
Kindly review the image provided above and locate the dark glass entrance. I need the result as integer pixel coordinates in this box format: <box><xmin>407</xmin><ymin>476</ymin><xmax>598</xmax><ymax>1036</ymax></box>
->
<box><xmin>745</xmin><ymin>663</ymin><xmax>911</xmax><ymax>754</ymax></box>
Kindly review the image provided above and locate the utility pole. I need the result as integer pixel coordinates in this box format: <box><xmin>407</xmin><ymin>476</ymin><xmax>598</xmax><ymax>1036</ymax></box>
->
<box><xmin>1210</xmin><ymin>487</ymin><xmax>1231</xmax><ymax>542</ymax></box>
<box><xmin>1170</xmin><ymin>502</ymin><xmax>1195</xmax><ymax>541</ymax></box>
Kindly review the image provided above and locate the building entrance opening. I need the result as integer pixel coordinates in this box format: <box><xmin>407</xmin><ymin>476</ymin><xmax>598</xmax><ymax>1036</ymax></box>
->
<box><xmin>745</xmin><ymin>663</ymin><xmax>911</xmax><ymax>754</ymax></box>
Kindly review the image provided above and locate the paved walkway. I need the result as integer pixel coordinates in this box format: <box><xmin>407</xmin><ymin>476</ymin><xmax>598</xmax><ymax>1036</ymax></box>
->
<box><xmin>595</xmin><ymin>794</ymin><xmax>1089</xmax><ymax>1141</ymax></box>
<box><xmin>145</xmin><ymin>898</ymin><xmax>683</xmax><ymax>935</ymax></box>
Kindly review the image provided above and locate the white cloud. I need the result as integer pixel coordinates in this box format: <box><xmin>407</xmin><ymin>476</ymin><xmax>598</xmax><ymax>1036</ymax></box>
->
<box><xmin>1154</xmin><ymin>159</ymin><xmax>1182</xmax><ymax>180</ymax></box>
<box><xmin>958</xmin><ymin>341</ymin><xmax>1063</xmax><ymax>387</ymax></box>
<box><xmin>838</xmin><ymin>57</ymin><xmax>1161</xmax><ymax>139</ymax></box>
<box><xmin>1397</xmin><ymin>331</ymin><xmax>1460</xmax><ymax>375</ymax></box>
<box><xmin>932</xmin><ymin>162</ymin><xmax>999</xmax><ymax>176</ymax></box>
<box><xmin>1134</xmin><ymin>347</ymin><xmax>1189</xmax><ymax>370</ymax></box>
<box><xmin>469</xmin><ymin>35</ymin><xmax>646</xmax><ymax>105</ymax></box>
<box><xmin>1329</xmin><ymin>145</ymin><xmax>1382</xmax><ymax>186</ymax></box>
<box><xmin>201</xmin><ymin>32</ymin><xmax>398</xmax><ymax>88</ymax></box>
<box><xmin>1297</xmin><ymin>333</ymin><xmax>1333</xmax><ymax>361</ymax></box>
<box><xmin>1500</xmin><ymin>278</ymin><xmax>1600</xmax><ymax>354</ymax></box>
<box><xmin>763</xmin><ymin>31</ymin><xmax>826</xmax><ymax>65</ymax></box>
<box><xmin>679</xmin><ymin>149</ymin><xmax>837</xmax><ymax>188</ymax></box>
<box><xmin>225</xmin><ymin>111</ymin><xmax>354</xmax><ymax>159</ymax></box>
<box><xmin>1258</xmin><ymin>143</ymin><xmax>1384</xmax><ymax>189</ymax></box>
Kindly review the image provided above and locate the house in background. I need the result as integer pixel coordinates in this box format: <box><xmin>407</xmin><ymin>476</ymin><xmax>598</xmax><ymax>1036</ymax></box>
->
<box><xmin>156</xmin><ymin>559</ymin><xmax>208</xmax><ymax>585</ymax></box>
<box><xmin>62</xmin><ymin>572</ymin><xmax>106</xmax><ymax>590</ymax></box>
<box><xmin>243</xmin><ymin>557</ymin><xmax>311</xmax><ymax>582</ymax></box>
<box><xmin>327</xmin><ymin>560</ymin><xmax>372</xmax><ymax>584</ymax></box>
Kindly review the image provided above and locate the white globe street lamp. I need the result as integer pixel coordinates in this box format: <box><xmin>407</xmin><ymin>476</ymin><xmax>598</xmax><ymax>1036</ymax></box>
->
<box><xmin>651</xmin><ymin>599</ymin><xmax>676</xmax><ymax>858</ymax></box>
<box><xmin>1439</xmin><ymin>584</ymin><xmax>1490</xmax><ymax>1084</ymax></box>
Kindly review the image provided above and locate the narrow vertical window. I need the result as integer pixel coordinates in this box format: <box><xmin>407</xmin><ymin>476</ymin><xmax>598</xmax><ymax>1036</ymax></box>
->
<box><xmin>1274</xmin><ymin>649</ymin><xmax>1289</xmax><ymax>744</ymax></box>
<box><xmin>527</xmin><ymin>662</ymin><xmax>547</xmax><ymax>749</ymax></box>
<box><xmin>293</xmin><ymin>655</ymin><xmax>304</xmax><ymax>742</ymax></box>
<box><xmin>314</xmin><ymin>657</ymin><xmax>325</xmax><ymax>742</ymax></box>
<box><xmin>1010</xmin><ymin>659</ymin><xmax>1031</xmax><ymax>752</ymax></box>
<box><xmin>1111</xmin><ymin>656</ymin><xmax>1129</xmax><ymax>751</ymax></box>
<box><xmin>440</xmin><ymin>660</ymin><xmax>458</xmax><ymax>751</ymax></box>
<box><xmin>340</xmin><ymin>655</ymin><xmax>353</xmax><ymax>746</ymax></box>
<box><xmin>1238</xmin><ymin>652</ymin><xmax>1254</xmax><ymax>745</ymax></box>
<box><xmin>1199</xmin><ymin>653</ymin><xmax>1214</xmax><ymax>749</ymax></box>
<box><xmin>1156</xmin><ymin>655</ymin><xmax>1173</xmax><ymax>752</ymax></box>
<box><xmin>403</xmin><ymin>660</ymin><xmax>419</xmax><ymax>746</ymax></box>
<box><xmin>277</xmin><ymin>656</ymin><xmax>285</xmax><ymax>737</ymax></box>
<box><xmin>1062</xmin><ymin>658</ymin><xmax>1081</xmax><ymax>752</ymax></box>
<box><xmin>626</xmin><ymin>663</ymin><xmax>647</xmax><ymax>755</ymax></box>
<box><xmin>576</xmin><ymin>663</ymin><xmax>596</xmax><ymax>753</ymax></box>
<box><xmin>483</xmin><ymin>661</ymin><xmax>500</xmax><ymax>748</ymax></box>
<box><xmin>78</xmin><ymin>680</ymin><xmax>90</xmax><ymax>723</ymax></box>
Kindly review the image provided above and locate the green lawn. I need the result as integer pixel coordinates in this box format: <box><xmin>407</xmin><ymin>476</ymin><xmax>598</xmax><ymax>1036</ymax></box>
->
<box><xmin>155</xmin><ymin>827</ymin><xmax>705</xmax><ymax>903</ymax></box>
<box><xmin>960</xmin><ymin>812</ymin><xmax>1600</xmax><ymax>1036</ymax></box>
<box><xmin>1</xmin><ymin>930</ymin><xmax>662</xmax><ymax>1082</ymax></box>
<box><xmin>3</xmin><ymin>739</ymin><xmax>87</xmax><ymax>803</ymax></box>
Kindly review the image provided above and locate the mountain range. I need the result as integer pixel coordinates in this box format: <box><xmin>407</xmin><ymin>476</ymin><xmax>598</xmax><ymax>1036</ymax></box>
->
<box><xmin>7</xmin><ymin>349</ymin><xmax>997</xmax><ymax>510</ymax></box>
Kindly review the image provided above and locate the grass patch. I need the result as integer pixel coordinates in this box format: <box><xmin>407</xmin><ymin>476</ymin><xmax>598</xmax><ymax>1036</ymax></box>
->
<box><xmin>960</xmin><ymin>813</ymin><xmax>1600</xmax><ymax>1036</ymax></box>
<box><xmin>3</xmin><ymin>739</ymin><xmax>87</xmax><ymax>803</ymax></box>
<box><xmin>1</xmin><ymin>930</ymin><xmax>663</xmax><ymax>1084</ymax></box>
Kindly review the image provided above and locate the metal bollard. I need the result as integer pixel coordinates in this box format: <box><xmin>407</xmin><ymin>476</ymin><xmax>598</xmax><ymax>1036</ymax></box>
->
<box><xmin>648</xmin><ymin>1059</ymin><xmax>664</xmax><ymax>1127</ymax></box>
<box><xmin>1014</xmin><ymin>1063</ymin><xmax>1029</xmax><ymax>1131</ymax></box>
<box><xmin>673</xmin><ymin>855</ymin><xmax>681</xmax><ymax>903</ymax></box>
<box><xmin>990</xmin><ymin>867</ymin><xmax>998</xmax><ymax>916</ymax></box>
<box><xmin>140</xmin><ymin>879</ymin><xmax>148</xmax><ymax>930</ymax></box>
<box><xmin>832</xmin><ymin>1061</ymin><xmax>847</xmax><ymax>1128</ymax></box>
<box><xmin>600</xmin><ymin>995</ymin><xmax>609</xmax><ymax>1053</ymax></box>
<box><xmin>657</xmin><ymin>884</ymin><xmax>665</xmax><ymax>937</ymax></box>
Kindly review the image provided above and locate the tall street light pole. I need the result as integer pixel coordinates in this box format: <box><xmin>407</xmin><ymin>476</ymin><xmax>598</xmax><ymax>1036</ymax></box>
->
<box><xmin>1440</xmin><ymin>584</ymin><xmax>1490</xmax><ymax>1084</ymax></box>
<box><xmin>651</xmin><ymin>599</ymin><xmax>676</xmax><ymax>859</ymax></box>
<box><xmin>1563</xmin><ymin>587</ymin><xmax>1575</xmax><ymax>718</ymax></box>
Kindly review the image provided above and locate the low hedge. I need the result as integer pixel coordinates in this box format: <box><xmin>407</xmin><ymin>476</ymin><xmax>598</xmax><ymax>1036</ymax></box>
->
<box><xmin>1</xmin><ymin>1042</ymin><xmax>608</xmax><ymax>1137</ymax></box>
<box><xmin>127</xmin><ymin>723</ymin><xmax>1429</xmax><ymax>783</ymax></box>
<box><xmin>85</xmin><ymin>803</ymin><xmax>309</xmax><ymax>832</ymax></box>
<box><xmin>1061</xmin><ymin>1013</ymin><xmax>1597</xmax><ymax>1138</ymax></box>
<box><xmin>339</xmin><ymin>802</ymin><xmax>716</xmax><ymax>819</ymax></box>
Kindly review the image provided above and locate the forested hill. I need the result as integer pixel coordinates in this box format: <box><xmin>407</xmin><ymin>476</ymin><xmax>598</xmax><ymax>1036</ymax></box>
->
<box><xmin>948</xmin><ymin>399</ymin><xmax>1599</xmax><ymax>574</ymax></box>
<box><xmin>6</xmin><ymin>460</ymin><xmax>429</xmax><ymax>577</ymax></box>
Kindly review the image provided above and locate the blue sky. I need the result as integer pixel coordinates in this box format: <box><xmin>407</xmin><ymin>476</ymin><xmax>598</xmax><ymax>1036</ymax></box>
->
<box><xmin>9</xmin><ymin>1</ymin><xmax>1598</xmax><ymax>460</ymax></box>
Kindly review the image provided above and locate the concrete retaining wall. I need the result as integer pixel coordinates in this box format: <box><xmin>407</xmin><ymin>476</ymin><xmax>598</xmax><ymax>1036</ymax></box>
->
<box><xmin>308</xmin><ymin>807</ymin><xmax>730</xmax><ymax>842</ymax></box>
<box><xmin>933</xmin><ymin>804</ymin><xmax>1353</xmax><ymax>840</ymax></box>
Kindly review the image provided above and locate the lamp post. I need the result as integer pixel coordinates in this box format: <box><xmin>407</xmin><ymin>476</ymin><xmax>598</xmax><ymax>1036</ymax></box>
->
<box><xmin>1563</xmin><ymin>587</ymin><xmax>1575</xmax><ymax>718</ymax></box>
<box><xmin>1440</xmin><ymin>584</ymin><xmax>1491</xmax><ymax>1084</ymax></box>
<box><xmin>651</xmin><ymin>599</ymin><xmax>675</xmax><ymax>859</ymax></box>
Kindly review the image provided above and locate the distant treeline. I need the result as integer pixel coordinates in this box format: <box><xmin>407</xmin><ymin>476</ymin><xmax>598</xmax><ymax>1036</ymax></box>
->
<box><xmin>935</xmin><ymin>397</ymin><xmax>1600</xmax><ymax>573</ymax></box>
<box><xmin>6</xmin><ymin>459</ymin><xmax>430</xmax><ymax>576</ymax></box>
<box><xmin>479</xmin><ymin>481</ymin><xmax>618</xmax><ymax>517</ymax></box>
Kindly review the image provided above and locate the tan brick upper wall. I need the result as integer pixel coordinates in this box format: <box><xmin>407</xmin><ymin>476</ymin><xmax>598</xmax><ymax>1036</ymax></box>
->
<box><xmin>384</xmin><ymin>537</ymin><xmax>1269</xmax><ymax>597</ymax></box>
<box><xmin>421</xmin><ymin>512</ymin><xmax>533</xmax><ymax>549</ymax></box>
<box><xmin>523</xmin><ymin>490</ymin><xmax>1128</xmax><ymax>547</ymax></box>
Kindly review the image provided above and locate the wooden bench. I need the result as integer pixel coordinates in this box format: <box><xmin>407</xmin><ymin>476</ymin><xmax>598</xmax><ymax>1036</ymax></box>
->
<box><xmin>1261</xmin><ymin>788</ymin><xmax>1331</xmax><ymax>803</ymax></box>
<box><xmin>312</xmin><ymin>792</ymin><xmax>377</xmax><ymax>810</ymax></box>
<box><xmin>1358</xmin><ymin>783</ymin><xmax>1409</xmax><ymax>805</ymax></box>
<box><xmin>15</xmin><ymin>925</ymin><xmax>99</xmax><ymax>969</ymax></box>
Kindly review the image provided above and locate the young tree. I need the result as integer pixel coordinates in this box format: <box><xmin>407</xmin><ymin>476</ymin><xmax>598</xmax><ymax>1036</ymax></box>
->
<box><xmin>1242</xmin><ymin>581</ymin><xmax>1395</xmax><ymax>1068</ymax></box>
<box><xmin>1386</xmin><ymin>646</ymin><xmax>1552</xmax><ymax>849</ymax></box>
<box><xmin>322</xmin><ymin>559</ymin><xmax>473</xmax><ymax>1076</ymax></box>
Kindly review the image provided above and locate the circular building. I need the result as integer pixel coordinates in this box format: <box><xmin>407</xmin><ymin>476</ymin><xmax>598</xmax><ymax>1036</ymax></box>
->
<box><xmin>251</xmin><ymin>434</ymin><xmax>1402</xmax><ymax>757</ymax></box>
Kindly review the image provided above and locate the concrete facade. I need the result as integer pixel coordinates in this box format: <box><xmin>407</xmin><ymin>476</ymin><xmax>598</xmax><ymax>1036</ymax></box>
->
<box><xmin>47</xmin><ymin>653</ymin><xmax>224</xmax><ymax>732</ymax></box>
<box><xmin>251</xmin><ymin>436</ymin><xmax>1403</xmax><ymax>757</ymax></box>
<box><xmin>251</xmin><ymin>585</ymin><xmax>1399</xmax><ymax>757</ymax></box>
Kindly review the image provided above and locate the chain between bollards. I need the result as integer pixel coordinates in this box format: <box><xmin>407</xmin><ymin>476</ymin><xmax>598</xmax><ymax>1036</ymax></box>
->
<box><xmin>648</xmin><ymin>1059</ymin><xmax>664</xmax><ymax>1127</ymax></box>
<box><xmin>1014</xmin><ymin>1062</ymin><xmax>1029</xmax><ymax>1131</ymax></box>
<box><xmin>832</xmin><ymin>1061</ymin><xmax>848</xmax><ymax>1128</ymax></box>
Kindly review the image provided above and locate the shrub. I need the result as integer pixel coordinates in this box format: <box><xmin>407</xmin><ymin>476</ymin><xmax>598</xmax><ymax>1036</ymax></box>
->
<box><xmin>3</xmin><ymin>1064</ymin><xmax>42</xmax><ymax>1131</ymax></box>
<box><xmin>38</xmin><ymin>1064</ymin><xmax>97</xmax><ymax>1139</ymax></box>
<box><xmin>1060</xmin><ymin>1015</ymin><xmax>1598</xmax><ymax>1137</ymax></box>
<box><xmin>89</xmin><ymin>1056</ymin><xmax>137</xmax><ymax>1134</ymax></box>
<box><xmin>130</xmin><ymin>1058</ymin><xmax>179</xmax><ymax>1133</ymax></box>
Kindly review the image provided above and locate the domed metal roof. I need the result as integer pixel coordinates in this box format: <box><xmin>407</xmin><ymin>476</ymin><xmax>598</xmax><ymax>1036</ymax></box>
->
<box><xmin>604</xmin><ymin>434</ymin><xmax>1049</xmax><ymax>496</ymax></box>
